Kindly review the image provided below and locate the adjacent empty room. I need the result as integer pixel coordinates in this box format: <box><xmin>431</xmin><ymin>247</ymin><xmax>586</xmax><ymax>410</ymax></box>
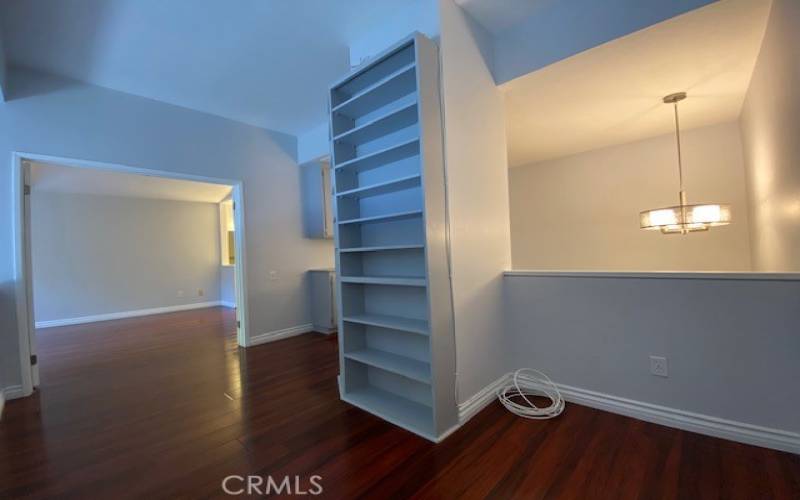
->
<box><xmin>22</xmin><ymin>160</ymin><xmax>243</xmax><ymax>381</ymax></box>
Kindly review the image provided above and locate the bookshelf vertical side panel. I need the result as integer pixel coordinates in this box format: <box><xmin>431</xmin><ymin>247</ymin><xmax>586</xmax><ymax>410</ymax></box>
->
<box><xmin>329</xmin><ymin>87</ymin><xmax>349</xmax><ymax>399</ymax></box>
<box><xmin>415</xmin><ymin>34</ymin><xmax>458</xmax><ymax>436</ymax></box>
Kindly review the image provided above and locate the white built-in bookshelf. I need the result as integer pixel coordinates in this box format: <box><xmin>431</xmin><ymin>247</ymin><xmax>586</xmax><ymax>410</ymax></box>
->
<box><xmin>328</xmin><ymin>33</ymin><xmax>457</xmax><ymax>441</ymax></box>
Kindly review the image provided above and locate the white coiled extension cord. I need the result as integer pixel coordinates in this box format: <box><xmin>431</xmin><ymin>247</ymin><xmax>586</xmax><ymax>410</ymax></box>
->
<box><xmin>497</xmin><ymin>369</ymin><xmax>565</xmax><ymax>420</ymax></box>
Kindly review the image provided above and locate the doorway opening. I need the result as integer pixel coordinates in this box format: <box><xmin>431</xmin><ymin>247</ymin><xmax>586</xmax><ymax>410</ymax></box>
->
<box><xmin>12</xmin><ymin>153</ymin><xmax>249</xmax><ymax>397</ymax></box>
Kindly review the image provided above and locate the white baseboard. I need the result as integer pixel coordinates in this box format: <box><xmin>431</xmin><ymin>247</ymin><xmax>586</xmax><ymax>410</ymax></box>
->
<box><xmin>458</xmin><ymin>373</ymin><xmax>509</xmax><ymax>424</ymax></box>
<box><xmin>219</xmin><ymin>301</ymin><xmax>237</xmax><ymax>309</ymax></box>
<box><xmin>3</xmin><ymin>385</ymin><xmax>25</xmax><ymax>401</ymax></box>
<box><xmin>35</xmin><ymin>301</ymin><xmax>224</xmax><ymax>328</ymax></box>
<box><xmin>0</xmin><ymin>385</ymin><xmax>23</xmax><ymax>420</ymax></box>
<box><xmin>459</xmin><ymin>374</ymin><xmax>800</xmax><ymax>455</ymax></box>
<box><xmin>311</xmin><ymin>325</ymin><xmax>336</xmax><ymax>335</ymax></box>
<box><xmin>249</xmin><ymin>324</ymin><xmax>313</xmax><ymax>347</ymax></box>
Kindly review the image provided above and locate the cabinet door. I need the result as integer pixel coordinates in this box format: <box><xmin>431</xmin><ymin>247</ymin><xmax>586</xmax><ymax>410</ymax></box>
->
<box><xmin>300</xmin><ymin>160</ymin><xmax>333</xmax><ymax>239</ymax></box>
<box><xmin>320</xmin><ymin>162</ymin><xmax>334</xmax><ymax>238</ymax></box>
<box><xmin>328</xmin><ymin>271</ymin><xmax>337</xmax><ymax>327</ymax></box>
<box><xmin>310</xmin><ymin>271</ymin><xmax>334</xmax><ymax>331</ymax></box>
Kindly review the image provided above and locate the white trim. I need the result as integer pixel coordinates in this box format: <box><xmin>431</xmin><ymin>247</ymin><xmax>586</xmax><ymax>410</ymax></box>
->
<box><xmin>16</xmin><ymin>152</ymin><xmax>240</xmax><ymax>186</ymax></box>
<box><xmin>1</xmin><ymin>385</ymin><xmax>31</xmax><ymax>419</ymax></box>
<box><xmin>504</xmin><ymin>270</ymin><xmax>800</xmax><ymax>281</ymax></box>
<box><xmin>34</xmin><ymin>301</ymin><xmax>224</xmax><ymax>328</ymax></box>
<box><xmin>458</xmin><ymin>374</ymin><xmax>800</xmax><ymax>454</ymax></box>
<box><xmin>219</xmin><ymin>301</ymin><xmax>237</xmax><ymax>309</ymax></box>
<box><xmin>249</xmin><ymin>324</ymin><xmax>313</xmax><ymax>346</ymax></box>
<box><xmin>12</xmin><ymin>152</ymin><xmax>250</xmax><ymax>399</ymax></box>
<box><xmin>3</xmin><ymin>385</ymin><xmax>25</xmax><ymax>401</ymax></box>
<box><xmin>433</xmin><ymin>423</ymin><xmax>462</xmax><ymax>443</ymax></box>
<box><xmin>458</xmin><ymin>373</ymin><xmax>509</xmax><ymax>424</ymax></box>
<box><xmin>12</xmin><ymin>153</ymin><xmax>34</xmax><ymax>398</ymax></box>
<box><xmin>311</xmin><ymin>325</ymin><xmax>337</xmax><ymax>335</ymax></box>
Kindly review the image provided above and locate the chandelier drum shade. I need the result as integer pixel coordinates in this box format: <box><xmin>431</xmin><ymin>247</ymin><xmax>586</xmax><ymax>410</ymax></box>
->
<box><xmin>639</xmin><ymin>92</ymin><xmax>732</xmax><ymax>234</ymax></box>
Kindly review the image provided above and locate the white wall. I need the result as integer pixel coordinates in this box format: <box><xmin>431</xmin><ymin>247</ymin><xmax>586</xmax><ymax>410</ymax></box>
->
<box><xmin>348</xmin><ymin>0</ymin><xmax>440</xmax><ymax>68</ymax></box>
<box><xmin>439</xmin><ymin>0</ymin><xmax>512</xmax><ymax>404</ymax></box>
<box><xmin>504</xmin><ymin>273</ymin><xmax>800</xmax><ymax>448</ymax></box>
<box><xmin>740</xmin><ymin>0</ymin><xmax>800</xmax><ymax>272</ymax></box>
<box><xmin>510</xmin><ymin>122</ymin><xmax>753</xmax><ymax>271</ymax></box>
<box><xmin>0</xmin><ymin>67</ymin><xmax>334</xmax><ymax>392</ymax></box>
<box><xmin>31</xmin><ymin>192</ymin><xmax>220</xmax><ymax>323</ymax></box>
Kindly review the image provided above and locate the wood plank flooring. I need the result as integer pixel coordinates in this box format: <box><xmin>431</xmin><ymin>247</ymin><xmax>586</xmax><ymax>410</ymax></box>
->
<box><xmin>1</xmin><ymin>307</ymin><xmax>798</xmax><ymax>499</ymax></box>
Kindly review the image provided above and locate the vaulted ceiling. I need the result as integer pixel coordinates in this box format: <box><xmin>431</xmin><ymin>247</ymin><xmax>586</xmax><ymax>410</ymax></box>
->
<box><xmin>0</xmin><ymin>0</ymin><xmax>433</xmax><ymax>136</ymax></box>
<box><xmin>503</xmin><ymin>0</ymin><xmax>771</xmax><ymax>166</ymax></box>
<box><xmin>2</xmin><ymin>0</ymin><xmax>765</xmax><ymax>169</ymax></box>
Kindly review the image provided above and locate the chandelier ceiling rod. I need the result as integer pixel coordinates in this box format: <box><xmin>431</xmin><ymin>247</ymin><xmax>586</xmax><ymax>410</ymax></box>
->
<box><xmin>638</xmin><ymin>91</ymin><xmax>732</xmax><ymax>235</ymax></box>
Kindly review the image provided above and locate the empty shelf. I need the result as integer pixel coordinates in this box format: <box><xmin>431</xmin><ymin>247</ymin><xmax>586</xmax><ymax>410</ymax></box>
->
<box><xmin>337</xmin><ymin>174</ymin><xmax>421</xmax><ymax>199</ymax></box>
<box><xmin>332</xmin><ymin>63</ymin><xmax>416</xmax><ymax>119</ymax></box>
<box><xmin>333</xmin><ymin>102</ymin><xmax>418</xmax><ymax>146</ymax></box>
<box><xmin>343</xmin><ymin>313</ymin><xmax>429</xmax><ymax>335</ymax></box>
<box><xmin>338</xmin><ymin>209</ymin><xmax>424</xmax><ymax>226</ymax></box>
<box><xmin>335</xmin><ymin>138</ymin><xmax>420</xmax><ymax>172</ymax></box>
<box><xmin>339</xmin><ymin>244</ymin><xmax>424</xmax><ymax>253</ymax></box>
<box><xmin>340</xmin><ymin>276</ymin><xmax>426</xmax><ymax>287</ymax></box>
<box><xmin>342</xmin><ymin>386</ymin><xmax>434</xmax><ymax>439</ymax></box>
<box><xmin>345</xmin><ymin>349</ymin><xmax>431</xmax><ymax>384</ymax></box>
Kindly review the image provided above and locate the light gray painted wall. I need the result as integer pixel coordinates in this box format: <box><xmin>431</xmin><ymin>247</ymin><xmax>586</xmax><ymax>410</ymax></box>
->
<box><xmin>504</xmin><ymin>274</ymin><xmax>800</xmax><ymax>433</ymax></box>
<box><xmin>740</xmin><ymin>0</ymin><xmax>800</xmax><ymax>272</ymax></box>
<box><xmin>0</xmin><ymin>67</ymin><xmax>334</xmax><ymax>391</ymax></box>
<box><xmin>31</xmin><ymin>192</ymin><xmax>220</xmax><ymax>322</ymax></box>
<box><xmin>220</xmin><ymin>266</ymin><xmax>236</xmax><ymax>306</ymax></box>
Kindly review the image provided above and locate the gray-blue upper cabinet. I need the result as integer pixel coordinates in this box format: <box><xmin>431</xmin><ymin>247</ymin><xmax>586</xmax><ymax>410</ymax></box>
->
<box><xmin>300</xmin><ymin>159</ymin><xmax>334</xmax><ymax>239</ymax></box>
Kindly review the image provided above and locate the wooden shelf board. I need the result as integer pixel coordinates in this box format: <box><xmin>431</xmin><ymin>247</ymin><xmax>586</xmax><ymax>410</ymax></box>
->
<box><xmin>336</xmin><ymin>174</ymin><xmax>421</xmax><ymax>199</ymax></box>
<box><xmin>343</xmin><ymin>313</ymin><xmax>429</xmax><ymax>336</ymax></box>
<box><xmin>345</xmin><ymin>348</ymin><xmax>431</xmax><ymax>384</ymax></box>
<box><xmin>335</xmin><ymin>138</ymin><xmax>420</xmax><ymax>172</ymax></box>
<box><xmin>342</xmin><ymin>386</ymin><xmax>434</xmax><ymax>439</ymax></box>
<box><xmin>333</xmin><ymin>102</ymin><xmax>418</xmax><ymax>146</ymax></box>
<box><xmin>338</xmin><ymin>209</ymin><xmax>423</xmax><ymax>226</ymax></box>
<box><xmin>340</xmin><ymin>276</ymin><xmax>426</xmax><ymax>287</ymax></box>
<box><xmin>332</xmin><ymin>63</ymin><xmax>416</xmax><ymax>118</ymax></box>
<box><xmin>339</xmin><ymin>244</ymin><xmax>424</xmax><ymax>253</ymax></box>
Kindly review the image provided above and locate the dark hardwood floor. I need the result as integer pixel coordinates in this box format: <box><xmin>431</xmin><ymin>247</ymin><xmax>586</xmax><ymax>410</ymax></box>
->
<box><xmin>1</xmin><ymin>307</ymin><xmax>798</xmax><ymax>499</ymax></box>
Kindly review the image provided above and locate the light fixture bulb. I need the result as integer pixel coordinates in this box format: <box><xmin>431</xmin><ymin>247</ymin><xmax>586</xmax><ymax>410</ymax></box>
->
<box><xmin>639</xmin><ymin>93</ymin><xmax>732</xmax><ymax>235</ymax></box>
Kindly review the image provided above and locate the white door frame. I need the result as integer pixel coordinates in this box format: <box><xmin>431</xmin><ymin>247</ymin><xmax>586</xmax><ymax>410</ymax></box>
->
<box><xmin>11</xmin><ymin>152</ymin><xmax>251</xmax><ymax>398</ymax></box>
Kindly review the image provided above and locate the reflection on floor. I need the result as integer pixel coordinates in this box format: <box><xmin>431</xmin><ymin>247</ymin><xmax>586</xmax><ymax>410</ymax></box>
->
<box><xmin>1</xmin><ymin>307</ymin><xmax>798</xmax><ymax>498</ymax></box>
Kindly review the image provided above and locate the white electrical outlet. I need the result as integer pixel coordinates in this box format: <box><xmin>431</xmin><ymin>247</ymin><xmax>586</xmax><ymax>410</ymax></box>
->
<box><xmin>198</xmin><ymin>289</ymin><xmax>204</xmax><ymax>297</ymax></box>
<box><xmin>269</xmin><ymin>270</ymin><xmax>279</xmax><ymax>280</ymax></box>
<box><xmin>650</xmin><ymin>356</ymin><xmax>668</xmax><ymax>377</ymax></box>
<box><xmin>177</xmin><ymin>290</ymin><xmax>185</xmax><ymax>298</ymax></box>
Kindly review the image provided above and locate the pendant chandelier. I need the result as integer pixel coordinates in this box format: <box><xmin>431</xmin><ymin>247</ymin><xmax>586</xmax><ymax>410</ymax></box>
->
<box><xmin>639</xmin><ymin>92</ymin><xmax>732</xmax><ymax>234</ymax></box>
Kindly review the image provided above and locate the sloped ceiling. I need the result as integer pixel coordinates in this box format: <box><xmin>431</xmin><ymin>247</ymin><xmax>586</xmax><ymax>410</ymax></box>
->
<box><xmin>503</xmin><ymin>0</ymin><xmax>772</xmax><ymax>167</ymax></box>
<box><xmin>456</xmin><ymin>0</ymin><xmax>716</xmax><ymax>84</ymax></box>
<box><xmin>0</xmin><ymin>0</ymin><xmax>434</xmax><ymax>136</ymax></box>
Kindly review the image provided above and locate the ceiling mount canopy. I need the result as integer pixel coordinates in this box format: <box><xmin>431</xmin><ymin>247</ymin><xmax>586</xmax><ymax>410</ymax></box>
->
<box><xmin>639</xmin><ymin>92</ymin><xmax>732</xmax><ymax>235</ymax></box>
